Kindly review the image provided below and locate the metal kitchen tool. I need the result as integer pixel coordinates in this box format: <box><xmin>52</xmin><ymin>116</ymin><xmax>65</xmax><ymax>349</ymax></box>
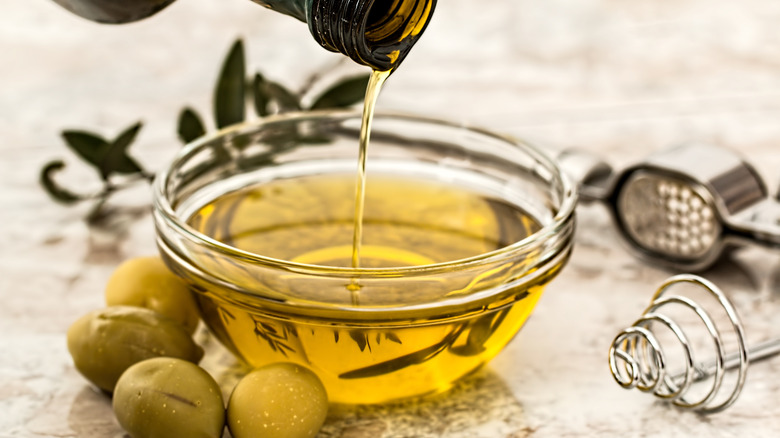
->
<box><xmin>558</xmin><ymin>144</ymin><xmax>780</xmax><ymax>271</ymax></box>
<box><xmin>609</xmin><ymin>274</ymin><xmax>780</xmax><ymax>414</ymax></box>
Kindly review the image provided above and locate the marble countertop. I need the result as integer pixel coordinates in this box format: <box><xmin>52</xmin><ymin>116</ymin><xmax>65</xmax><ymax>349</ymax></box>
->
<box><xmin>3</xmin><ymin>0</ymin><xmax>780</xmax><ymax>436</ymax></box>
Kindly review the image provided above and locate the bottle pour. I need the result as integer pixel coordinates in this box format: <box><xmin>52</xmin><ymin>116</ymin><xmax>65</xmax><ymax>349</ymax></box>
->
<box><xmin>51</xmin><ymin>0</ymin><xmax>437</xmax><ymax>71</ymax></box>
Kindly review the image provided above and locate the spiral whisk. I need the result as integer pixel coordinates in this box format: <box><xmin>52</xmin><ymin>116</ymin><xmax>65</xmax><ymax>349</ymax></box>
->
<box><xmin>609</xmin><ymin>274</ymin><xmax>780</xmax><ymax>414</ymax></box>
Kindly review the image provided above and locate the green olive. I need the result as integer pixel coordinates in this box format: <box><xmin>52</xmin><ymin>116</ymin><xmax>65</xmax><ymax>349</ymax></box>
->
<box><xmin>227</xmin><ymin>363</ymin><xmax>329</xmax><ymax>438</ymax></box>
<box><xmin>113</xmin><ymin>357</ymin><xmax>225</xmax><ymax>438</ymax></box>
<box><xmin>105</xmin><ymin>256</ymin><xmax>200</xmax><ymax>334</ymax></box>
<box><xmin>66</xmin><ymin>306</ymin><xmax>204</xmax><ymax>392</ymax></box>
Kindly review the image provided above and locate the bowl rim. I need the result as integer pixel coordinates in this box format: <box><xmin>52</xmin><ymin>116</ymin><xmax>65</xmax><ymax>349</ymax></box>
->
<box><xmin>152</xmin><ymin>109</ymin><xmax>578</xmax><ymax>278</ymax></box>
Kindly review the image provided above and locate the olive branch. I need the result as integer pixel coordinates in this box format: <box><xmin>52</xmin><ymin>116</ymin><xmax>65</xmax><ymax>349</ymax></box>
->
<box><xmin>40</xmin><ymin>38</ymin><xmax>369</xmax><ymax>225</ymax></box>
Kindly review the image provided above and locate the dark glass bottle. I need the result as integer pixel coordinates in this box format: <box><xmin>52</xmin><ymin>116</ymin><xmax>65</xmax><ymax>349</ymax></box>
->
<box><xmin>51</xmin><ymin>0</ymin><xmax>437</xmax><ymax>71</ymax></box>
<box><xmin>51</xmin><ymin>0</ymin><xmax>178</xmax><ymax>24</ymax></box>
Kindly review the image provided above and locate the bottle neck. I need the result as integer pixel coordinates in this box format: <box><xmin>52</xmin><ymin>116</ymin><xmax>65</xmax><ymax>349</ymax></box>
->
<box><xmin>308</xmin><ymin>0</ymin><xmax>436</xmax><ymax>72</ymax></box>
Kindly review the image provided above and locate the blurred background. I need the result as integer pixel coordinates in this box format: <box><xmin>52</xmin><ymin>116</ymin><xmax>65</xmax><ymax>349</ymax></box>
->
<box><xmin>4</xmin><ymin>0</ymin><xmax>780</xmax><ymax>167</ymax></box>
<box><xmin>2</xmin><ymin>1</ymin><xmax>780</xmax><ymax>436</ymax></box>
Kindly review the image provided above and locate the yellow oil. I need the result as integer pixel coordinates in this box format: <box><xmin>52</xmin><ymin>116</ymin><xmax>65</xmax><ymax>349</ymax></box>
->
<box><xmin>352</xmin><ymin>69</ymin><xmax>390</xmax><ymax>269</ymax></box>
<box><xmin>186</xmin><ymin>173</ymin><xmax>561</xmax><ymax>404</ymax></box>
<box><xmin>181</xmin><ymin>43</ymin><xmax>561</xmax><ymax>404</ymax></box>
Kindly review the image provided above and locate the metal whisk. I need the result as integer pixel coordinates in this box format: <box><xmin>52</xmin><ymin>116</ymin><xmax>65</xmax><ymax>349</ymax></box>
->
<box><xmin>609</xmin><ymin>274</ymin><xmax>780</xmax><ymax>414</ymax></box>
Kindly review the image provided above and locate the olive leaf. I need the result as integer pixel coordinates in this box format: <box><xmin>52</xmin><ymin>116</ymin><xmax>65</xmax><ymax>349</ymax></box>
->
<box><xmin>384</xmin><ymin>332</ymin><xmax>402</xmax><ymax>344</ymax></box>
<box><xmin>373</xmin><ymin>332</ymin><xmax>403</xmax><ymax>346</ymax></box>
<box><xmin>99</xmin><ymin>122</ymin><xmax>144</xmax><ymax>179</ymax></box>
<box><xmin>339</xmin><ymin>325</ymin><xmax>467</xmax><ymax>380</ymax></box>
<box><xmin>309</xmin><ymin>75</ymin><xmax>370</xmax><ymax>110</ymax></box>
<box><xmin>62</xmin><ymin>123</ymin><xmax>146</xmax><ymax>181</ymax></box>
<box><xmin>41</xmin><ymin>121</ymin><xmax>148</xmax><ymax>225</ymax></box>
<box><xmin>214</xmin><ymin>39</ymin><xmax>246</xmax><ymax>129</ymax></box>
<box><xmin>219</xmin><ymin>307</ymin><xmax>236</xmax><ymax>326</ymax></box>
<box><xmin>449</xmin><ymin>308</ymin><xmax>511</xmax><ymax>357</ymax></box>
<box><xmin>263</xmin><ymin>80</ymin><xmax>302</xmax><ymax>112</ymax></box>
<box><xmin>61</xmin><ymin>131</ymin><xmax>111</xmax><ymax>171</ymax></box>
<box><xmin>252</xmin><ymin>73</ymin><xmax>271</xmax><ymax>117</ymax></box>
<box><xmin>254</xmin><ymin>71</ymin><xmax>306</xmax><ymax>117</ymax></box>
<box><xmin>41</xmin><ymin>36</ymin><xmax>369</xmax><ymax>226</ymax></box>
<box><xmin>253</xmin><ymin>318</ymin><xmax>296</xmax><ymax>357</ymax></box>
<box><xmin>178</xmin><ymin>107</ymin><xmax>206</xmax><ymax>144</ymax></box>
<box><xmin>40</xmin><ymin>160</ymin><xmax>85</xmax><ymax>204</ymax></box>
<box><xmin>349</xmin><ymin>330</ymin><xmax>371</xmax><ymax>353</ymax></box>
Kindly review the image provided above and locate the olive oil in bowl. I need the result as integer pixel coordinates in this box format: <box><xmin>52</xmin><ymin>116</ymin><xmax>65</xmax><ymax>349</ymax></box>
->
<box><xmin>187</xmin><ymin>172</ymin><xmax>550</xmax><ymax>403</ymax></box>
<box><xmin>154</xmin><ymin>112</ymin><xmax>576</xmax><ymax>404</ymax></box>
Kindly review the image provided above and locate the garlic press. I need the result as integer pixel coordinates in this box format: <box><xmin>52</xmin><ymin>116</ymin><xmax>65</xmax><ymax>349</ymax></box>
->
<box><xmin>559</xmin><ymin>144</ymin><xmax>780</xmax><ymax>271</ymax></box>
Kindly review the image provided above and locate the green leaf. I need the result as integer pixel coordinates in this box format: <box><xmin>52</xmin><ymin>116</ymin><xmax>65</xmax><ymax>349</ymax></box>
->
<box><xmin>449</xmin><ymin>307</ymin><xmax>512</xmax><ymax>357</ymax></box>
<box><xmin>384</xmin><ymin>332</ymin><xmax>402</xmax><ymax>344</ymax></box>
<box><xmin>253</xmin><ymin>317</ymin><xmax>295</xmax><ymax>357</ymax></box>
<box><xmin>214</xmin><ymin>39</ymin><xmax>246</xmax><ymax>129</ymax></box>
<box><xmin>349</xmin><ymin>330</ymin><xmax>370</xmax><ymax>352</ymax></box>
<box><xmin>251</xmin><ymin>73</ymin><xmax>302</xmax><ymax>115</ymax></box>
<box><xmin>39</xmin><ymin>160</ymin><xmax>85</xmax><ymax>205</ymax></box>
<box><xmin>339</xmin><ymin>325</ymin><xmax>467</xmax><ymax>380</ymax></box>
<box><xmin>61</xmin><ymin>131</ymin><xmax>110</xmax><ymax>170</ymax></box>
<box><xmin>178</xmin><ymin>107</ymin><xmax>207</xmax><ymax>144</ymax></box>
<box><xmin>252</xmin><ymin>73</ymin><xmax>270</xmax><ymax>117</ymax></box>
<box><xmin>100</xmin><ymin>122</ymin><xmax>144</xmax><ymax>178</ymax></box>
<box><xmin>309</xmin><ymin>74</ymin><xmax>370</xmax><ymax>110</ymax></box>
<box><xmin>264</xmin><ymin>80</ymin><xmax>302</xmax><ymax>112</ymax></box>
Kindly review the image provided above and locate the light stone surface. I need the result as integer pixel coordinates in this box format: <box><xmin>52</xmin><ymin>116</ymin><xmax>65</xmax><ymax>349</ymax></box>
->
<box><xmin>3</xmin><ymin>0</ymin><xmax>780</xmax><ymax>437</ymax></box>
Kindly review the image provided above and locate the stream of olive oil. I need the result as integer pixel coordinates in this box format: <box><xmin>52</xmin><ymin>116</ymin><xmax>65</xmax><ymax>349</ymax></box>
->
<box><xmin>352</xmin><ymin>69</ymin><xmax>390</xmax><ymax>269</ymax></box>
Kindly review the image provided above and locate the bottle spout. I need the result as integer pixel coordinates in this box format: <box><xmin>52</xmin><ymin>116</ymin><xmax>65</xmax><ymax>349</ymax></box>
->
<box><xmin>309</xmin><ymin>0</ymin><xmax>438</xmax><ymax>71</ymax></box>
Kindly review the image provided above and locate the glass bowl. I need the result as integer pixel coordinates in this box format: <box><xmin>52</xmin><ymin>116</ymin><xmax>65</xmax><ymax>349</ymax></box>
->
<box><xmin>152</xmin><ymin>111</ymin><xmax>576</xmax><ymax>404</ymax></box>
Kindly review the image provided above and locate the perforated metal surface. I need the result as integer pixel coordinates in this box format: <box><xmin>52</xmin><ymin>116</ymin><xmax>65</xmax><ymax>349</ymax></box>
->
<box><xmin>618</xmin><ymin>173</ymin><xmax>721</xmax><ymax>260</ymax></box>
